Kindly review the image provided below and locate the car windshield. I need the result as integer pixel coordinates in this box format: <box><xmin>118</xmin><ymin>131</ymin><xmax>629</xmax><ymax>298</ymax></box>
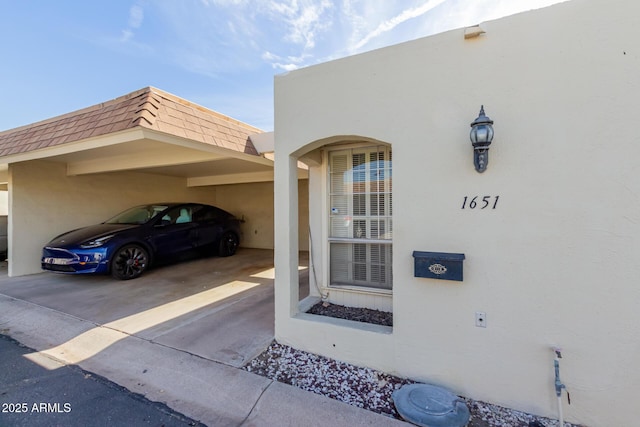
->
<box><xmin>104</xmin><ymin>205</ymin><xmax>170</xmax><ymax>225</ymax></box>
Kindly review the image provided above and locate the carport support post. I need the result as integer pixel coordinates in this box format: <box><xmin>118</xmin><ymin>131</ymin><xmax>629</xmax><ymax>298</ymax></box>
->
<box><xmin>274</xmin><ymin>153</ymin><xmax>300</xmax><ymax>333</ymax></box>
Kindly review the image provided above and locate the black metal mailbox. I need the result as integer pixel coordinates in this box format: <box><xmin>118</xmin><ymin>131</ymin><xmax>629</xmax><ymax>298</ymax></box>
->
<box><xmin>412</xmin><ymin>251</ymin><xmax>465</xmax><ymax>282</ymax></box>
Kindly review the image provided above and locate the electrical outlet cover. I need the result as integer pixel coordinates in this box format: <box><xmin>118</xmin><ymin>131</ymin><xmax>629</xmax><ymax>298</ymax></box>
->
<box><xmin>475</xmin><ymin>312</ymin><xmax>486</xmax><ymax>327</ymax></box>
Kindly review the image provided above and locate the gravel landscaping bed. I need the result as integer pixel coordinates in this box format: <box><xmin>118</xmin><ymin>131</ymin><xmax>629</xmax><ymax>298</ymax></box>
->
<box><xmin>244</xmin><ymin>303</ymin><xmax>583</xmax><ymax>427</ymax></box>
<box><xmin>244</xmin><ymin>341</ymin><xmax>581</xmax><ymax>427</ymax></box>
<box><xmin>306</xmin><ymin>301</ymin><xmax>393</xmax><ymax>326</ymax></box>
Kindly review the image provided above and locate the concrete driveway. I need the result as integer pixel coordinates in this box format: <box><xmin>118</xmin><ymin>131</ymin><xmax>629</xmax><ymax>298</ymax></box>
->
<box><xmin>0</xmin><ymin>249</ymin><xmax>409</xmax><ymax>427</ymax></box>
<box><xmin>0</xmin><ymin>248</ymin><xmax>309</xmax><ymax>368</ymax></box>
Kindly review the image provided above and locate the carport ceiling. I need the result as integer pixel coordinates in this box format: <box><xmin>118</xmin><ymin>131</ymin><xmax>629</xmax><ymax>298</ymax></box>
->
<box><xmin>0</xmin><ymin>87</ymin><xmax>293</xmax><ymax>187</ymax></box>
<box><xmin>45</xmin><ymin>137</ymin><xmax>276</xmax><ymax>186</ymax></box>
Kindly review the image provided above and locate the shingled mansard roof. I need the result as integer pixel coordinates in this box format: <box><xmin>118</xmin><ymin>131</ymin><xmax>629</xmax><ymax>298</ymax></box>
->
<box><xmin>0</xmin><ymin>86</ymin><xmax>262</xmax><ymax>158</ymax></box>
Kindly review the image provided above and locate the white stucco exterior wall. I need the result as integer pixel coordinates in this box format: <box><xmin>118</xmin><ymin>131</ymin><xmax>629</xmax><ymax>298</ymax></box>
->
<box><xmin>274</xmin><ymin>1</ymin><xmax>640</xmax><ymax>426</ymax></box>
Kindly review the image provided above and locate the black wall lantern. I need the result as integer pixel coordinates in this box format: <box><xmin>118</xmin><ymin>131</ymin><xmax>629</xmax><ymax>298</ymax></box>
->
<box><xmin>469</xmin><ymin>105</ymin><xmax>494</xmax><ymax>173</ymax></box>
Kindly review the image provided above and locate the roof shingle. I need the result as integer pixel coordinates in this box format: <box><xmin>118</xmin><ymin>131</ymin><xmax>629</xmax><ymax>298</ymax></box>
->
<box><xmin>0</xmin><ymin>86</ymin><xmax>262</xmax><ymax>158</ymax></box>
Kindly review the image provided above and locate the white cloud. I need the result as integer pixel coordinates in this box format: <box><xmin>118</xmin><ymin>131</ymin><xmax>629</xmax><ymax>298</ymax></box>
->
<box><xmin>267</xmin><ymin>0</ymin><xmax>334</xmax><ymax>50</ymax></box>
<box><xmin>128</xmin><ymin>5</ymin><xmax>144</xmax><ymax>29</ymax></box>
<box><xmin>118</xmin><ymin>3</ymin><xmax>144</xmax><ymax>42</ymax></box>
<box><xmin>272</xmin><ymin>62</ymin><xmax>299</xmax><ymax>71</ymax></box>
<box><xmin>261</xmin><ymin>50</ymin><xmax>307</xmax><ymax>71</ymax></box>
<box><xmin>120</xmin><ymin>29</ymin><xmax>134</xmax><ymax>42</ymax></box>
<box><xmin>203</xmin><ymin>0</ymin><xmax>248</xmax><ymax>5</ymax></box>
<box><xmin>351</xmin><ymin>0</ymin><xmax>449</xmax><ymax>51</ymax></box>
<box><xmin>262</xmin><ymin>51</ymin><xmax>278</xmax><ymax>62</ymax></box>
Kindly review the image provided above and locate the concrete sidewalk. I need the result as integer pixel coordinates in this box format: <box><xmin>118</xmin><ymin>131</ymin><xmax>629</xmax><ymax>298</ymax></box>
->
<box><xmin>0</xmin><ymin>294</ymin><xmax>407</xmax><ymax>426</ymax></box>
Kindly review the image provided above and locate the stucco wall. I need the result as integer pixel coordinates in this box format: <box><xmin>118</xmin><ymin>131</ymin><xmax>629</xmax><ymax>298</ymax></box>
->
<box><xmin>0</xmin><ymin>191</ymin><xmax>8</xmax><ymax>215</ymax></box>
<box><xmin>8</xmin><ymin>160</ymin><xmax>219</xmax><ymax>276</ymax></box>
<box><xmin>274</xmin><ymin>1</ymin><xmax>640</xmax><ymax>426</ymax></box>
<box><xmin>214</xmin><ymin>180</ymin><xmax>308</xmax><ymax>251</ymax></box>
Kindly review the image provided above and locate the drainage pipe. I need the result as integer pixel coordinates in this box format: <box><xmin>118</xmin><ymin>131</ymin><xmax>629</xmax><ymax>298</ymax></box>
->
<box><xmin>552</xmin><ymin>347</ymin><xmax>569</xmax><ymax>427</ymax></box>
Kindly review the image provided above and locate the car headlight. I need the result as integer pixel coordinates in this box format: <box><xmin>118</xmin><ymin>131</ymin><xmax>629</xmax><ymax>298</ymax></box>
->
<box><xmin>80</xmin><ymin>235</ymin><xmax>114</xmax><ymax>249</ymax></box>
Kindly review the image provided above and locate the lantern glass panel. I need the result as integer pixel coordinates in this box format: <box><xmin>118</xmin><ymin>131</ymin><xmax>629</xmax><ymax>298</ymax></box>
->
<box><xmin>476</xmin><ymin>126</ymin><xmax>489</xmax><ymax>143</ymax></box>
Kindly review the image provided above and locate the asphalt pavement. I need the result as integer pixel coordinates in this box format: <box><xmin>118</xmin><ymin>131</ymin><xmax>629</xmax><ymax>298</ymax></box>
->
<box><xmin>0</xmin><ymin>334</ymin><xmax>202</xmax><ymax>427</ymax></box>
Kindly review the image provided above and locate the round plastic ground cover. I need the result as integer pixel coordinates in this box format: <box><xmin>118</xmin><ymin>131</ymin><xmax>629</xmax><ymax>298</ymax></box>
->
<box><xmin>392</xmin><ymin>384</ymin><xmax>470</xmax><ymax>427</ymax></box>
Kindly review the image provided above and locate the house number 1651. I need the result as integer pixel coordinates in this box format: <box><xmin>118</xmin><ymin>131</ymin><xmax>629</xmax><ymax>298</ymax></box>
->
<box><xmin>461</xmin><ymin>196</ymin><xmax>500</xmax><ymax>210</ymax></box>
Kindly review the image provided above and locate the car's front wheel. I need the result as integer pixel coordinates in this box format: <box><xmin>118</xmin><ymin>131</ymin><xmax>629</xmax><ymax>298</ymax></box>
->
<box><xmin>111</xmin><ymin>244</ymin><xmax>149</xmax><ymax>280</ymax></box>
<box><xmin>218</xmin><ymin>232</ymin><xmax>238</xmax><ymax>257</ymax></box>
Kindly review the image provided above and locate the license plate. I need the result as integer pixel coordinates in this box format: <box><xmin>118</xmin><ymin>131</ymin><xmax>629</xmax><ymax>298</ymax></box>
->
<box><xmin>44</xmin><ymin>257</ymin><xmax>72</xmax><ymax>265</ymax></box>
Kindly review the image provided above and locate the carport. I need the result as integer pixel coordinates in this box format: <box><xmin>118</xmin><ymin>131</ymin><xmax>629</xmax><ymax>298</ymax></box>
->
<box><xmin>0</xmin><ymin>87</ymin><xmax>308</xmax><ymax>277</ymax></box>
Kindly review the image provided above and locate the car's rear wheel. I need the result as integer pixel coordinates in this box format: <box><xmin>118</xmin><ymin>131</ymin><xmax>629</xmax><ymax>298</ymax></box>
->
<box><xmin>111</xmin><ymin>244</ymin><xmax>149</xmax><ymax>280</ymax></box>
<box><xmin>218</xmin><ymin>232</ymin><xmax>238</xmax><ymax>257</ymax></box>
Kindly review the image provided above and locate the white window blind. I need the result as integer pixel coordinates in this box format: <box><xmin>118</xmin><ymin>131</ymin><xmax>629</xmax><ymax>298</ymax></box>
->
<box><xmin>329</xmin><ymin>146</ymin><xmax>392</xmax><ymax>290</ymax></box>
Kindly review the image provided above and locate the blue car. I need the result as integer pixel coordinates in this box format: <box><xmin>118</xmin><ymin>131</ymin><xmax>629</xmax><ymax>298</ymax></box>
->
<box><xmin>41</xmin><ymin>203</ymin><xmax>241</xmax><ymax>280</ymax></box>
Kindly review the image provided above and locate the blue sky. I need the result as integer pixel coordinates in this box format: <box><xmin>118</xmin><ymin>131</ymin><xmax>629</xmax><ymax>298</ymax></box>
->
<box><xmin>0</xmin><ymin>0</ymin><xmax>565</xmax><ymax>132</ymax></box>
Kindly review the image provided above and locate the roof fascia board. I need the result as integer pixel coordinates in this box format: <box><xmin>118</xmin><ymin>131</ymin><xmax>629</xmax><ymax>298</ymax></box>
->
<box><xmin>140</xmin><ymin>128</ymin><xmax>274</xmax><ymax>167</ymax></box>
<box><xmin>0</xmin><ymin>126</ymin><xmax>274</xmax><ymax>176</ymax></box>
<box><xmin>0</xmin><ymin>128</ymin><xmax>146</xmax><ymax>164</ymax></box>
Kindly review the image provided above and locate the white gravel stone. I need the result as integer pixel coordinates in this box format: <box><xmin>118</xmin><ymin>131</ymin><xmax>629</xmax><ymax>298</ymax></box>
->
<box><xmin>244</xmin><ymin>341</ymin><xmax>584</xmax><ymax>427</ymax></box>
